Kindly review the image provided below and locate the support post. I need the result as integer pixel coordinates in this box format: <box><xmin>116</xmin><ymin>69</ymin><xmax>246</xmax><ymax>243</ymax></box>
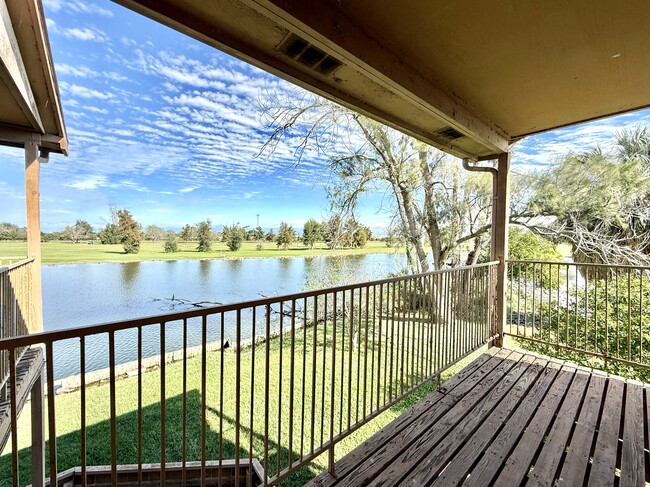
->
<box><xmin>491</xmin><ymin>152</ymin><xmax>510</xmax><ymax>347</ymax></box>
<box><xmin>30</xmin><ymin>372</ymin><xmax>45</xmax><ymax>487</ymax></box>
<box><xmin>25</xmin><ymin>137</ymin><xmax>43</xmax><ymax>333</ymax></box>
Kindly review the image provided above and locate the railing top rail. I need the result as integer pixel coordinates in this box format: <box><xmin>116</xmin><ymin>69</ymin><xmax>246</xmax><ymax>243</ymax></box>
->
<box><xmin>0</xmin><ymin>261</ymin><xmax>498</xmax><ymax>350</ymax></box>
<box><xmin>0</xmin><ymin>257</ymin><xmax>34</xmax><ymax>273</ymax></box>
<box><xmin>507</xmin><ymin>259</ymin><xmax>650</xmax><ymax>272</ymax></box>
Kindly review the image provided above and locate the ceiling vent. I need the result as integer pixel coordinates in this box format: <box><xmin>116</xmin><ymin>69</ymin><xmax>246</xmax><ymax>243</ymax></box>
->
<box><xmin>436</xmin><ymin>127</ymin><xmax>464</xmax><ymax>140</ymax></box>
<box><xmin>277</xmin><ymin>33</ymin><xmax>343</xmax><ymax>76</ymax></box>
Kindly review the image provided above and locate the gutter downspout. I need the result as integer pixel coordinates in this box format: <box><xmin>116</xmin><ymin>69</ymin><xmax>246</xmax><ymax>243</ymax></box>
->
<box><xmin>462</xmin><ymin>158</ymin><xmax>498</xmax><ymax>255</ymax></box>
<box><xmin>462</xmin><ymin>156</ymin><xmax>510</xmax><ymax>347</ymax></box>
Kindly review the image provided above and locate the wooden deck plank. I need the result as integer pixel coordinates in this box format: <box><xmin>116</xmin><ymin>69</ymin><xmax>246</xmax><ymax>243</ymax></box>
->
<box><xmin>308</xmin><ymin>348</ymin><xmax>515</xmax><ymax>486</ymax></box>
<box><xmin>557</xmin><ymin>372</ymin><xmax>607</xmax><ymax>486</ymax></box>
<box><xmin>307</xmin><ymin>349</ymin><xmax>646</xmax><ymax>487</ymax></box>
<box><xmin>405</xmin><ymin>355</ymin><xmax>545</xmax><ymax>485</ymax></box>
<box><xmin>432</xmin><ymin>356</ymin><xmax>555</xmax><ymax>487</ymax></box>
<box><xmin>587</xmin><ymin>378</ymin><xmax>625</xmax><ymax>487</ymax></box>
<box><xmin>524</xmin><ymin>366</ymin><xmax>591</xmax><ymax>486</ymax></box>
<box><xmin>460</xmin><ymin>359</ymin><xmax>564</xmax><ymax>487</ymax></box>
<box><xmin>620</xmin><ymin>380</ymin><xmax>644</xmax><ymax>487</ymax></box>
<box><xmin>307</xmin><ymin>349</ymin><xmax>500</xmax><ymax>486</ymax></box>
<box><xmin>491</xmin><ymin>364</ymin><xmax>585</xmax><ymax>487</ymax></box>
<box><xmin>361</xmin><ymin>352</ymin><xmax>526</xmax><ymax>487</ymax></box>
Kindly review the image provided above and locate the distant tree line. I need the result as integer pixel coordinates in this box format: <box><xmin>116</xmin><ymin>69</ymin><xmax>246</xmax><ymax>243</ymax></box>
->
<box><xmin>2</xmin><ymin>210</ymin><xmax>376</xmax><ymax>255</ymax></box>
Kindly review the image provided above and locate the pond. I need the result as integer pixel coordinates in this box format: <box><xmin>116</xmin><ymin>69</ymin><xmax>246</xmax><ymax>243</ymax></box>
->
<box><xmin>43</xmin><ymin>253</ymin><xmax>406</xmax><ymax>379</ymax></box>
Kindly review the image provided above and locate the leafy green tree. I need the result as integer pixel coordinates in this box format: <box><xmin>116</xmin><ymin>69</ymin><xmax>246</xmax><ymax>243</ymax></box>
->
<box><xmin>524</xmin><ymin>142</ymin><xmax>650</xmax><ymax>266</ymax></box>
<box><xmin>41</xmin><ymin>231</ymin><xmax>63</xmax><ymax>242</ymax></box>
<box><xmin>509</xmin><ymin>227</ymin><xmax>561</xmax><ymax>263</ymax></box>
<box><xmin>0</xmin><ymin>223</ymin><xmax>26</xmax><ymax>240</ymax></box>
<box><xmin>511</xmin><ymin>273</ymin><xmax>650</xmax><ymax>382</ymax></box>
<box><xmin>276</xmin><ymin>221</ymin><xmax>296</xmax><ymax>250</ymax></box>
<box><xmin>508</xmin><ymin>227</ymin><xmax>562</xmax><ymax>286</ymax></box>
<box><xmin>251</xmin><ymin>226</ymin><xmax>265</xmax><ymax>241</ymax></box>
<box><xmin>180</xmin><ymin>224</ymin><xmax>195</xmax><ymax>242</ymax></box>
<box><xmin>264</xmin><ymin>229</ymin><xmax>276</xmax><ymax>242</ymax></box>
<box><xmin>353</xmin><ymin>223</ymin><xmax>370</xmax><ymax>248</ymax></box>
<box><xmin>144</xmin><ymin>225</ymin><xmax>165</xmax><ymax>241</ymax></box>
<box><xmin>63</xmin><ymin>220</ymin><xmax>94</xmax><ymax>243</ymax></box>
<box><xmin>322</xmin><ymin>215</ymin><xmax>343</xmax><ymax>250</ymax></box>
<box><xmin>98</xmin><ymin>223</ymin><xmax>120</xmax><ymax>244</ymax></box>
<box><xmin>117</xmin><ymin>209</ymin><xmax>143</xmax><ymax>254</ymax></box>
<box><xmin>303</xmin><ymin>219</ymin><xmax>321</xmax><ymax>249</ymax></box>
<box><xmin>223</xmin><ymin>223</ymin><xmax>246</xmax><ymax>251</ymax></box>
<box><xmin>196</xmin><ymin>219</ymin><xmax>213</xmax><ymax>252</ymax></box>
<box><xmin>163</xmin><ymin>231</ymin><xmax>179</xmax><ymax>253</ymax></box>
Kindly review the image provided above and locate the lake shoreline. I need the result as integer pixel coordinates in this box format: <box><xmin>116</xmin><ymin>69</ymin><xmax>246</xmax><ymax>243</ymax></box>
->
<box><xmin>41</xmin><ymin>249</ymin><xmax>405</xmax><ymax>267</ymax></box>
<box><xmin>0</xmin><ymin>240</ymin><xmax>403</xmax><ymax>266</ymax></box>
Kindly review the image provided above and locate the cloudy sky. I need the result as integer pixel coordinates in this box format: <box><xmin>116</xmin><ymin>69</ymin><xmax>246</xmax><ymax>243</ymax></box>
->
<box><xmin>1</xmin><ymin>0</ymin><xmax>649</xmax><ymax>233</ymax></box>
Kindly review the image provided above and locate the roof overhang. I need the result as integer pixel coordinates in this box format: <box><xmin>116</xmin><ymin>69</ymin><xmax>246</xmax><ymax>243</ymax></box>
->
<box><xmin>113</xmin><ymin>0</ymin><xmax>649</xmax><ymax>160</ymax></box>
<box><xmin>0</xmin><ymin>0</ymin><xmax>67</xmax><ymax>155</ymax></box>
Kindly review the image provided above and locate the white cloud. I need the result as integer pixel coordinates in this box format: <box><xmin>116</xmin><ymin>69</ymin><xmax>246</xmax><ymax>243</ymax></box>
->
<box><xmin>56</xmin><ymin>63</ymin><xmax>99</xmax><ymax>78</ymax></box>
<box><xmin>62</xmin><ymin>27</ymin><xmax>108</xmax><ymax>42</ymax></box>
<box><xmin>65</xmin><ymin>175</ymin><xmax>107</xmax><ymax>190</ymax></box>
<box><xmin>66</xmin><ymin>1</ymin><xmax>113</xmax><ymax>17</ymax></box>
<box><xmin>60</xmin><ymin>82</ymin><xmax>114</xmax><ymax>100</ymax></box>
<box><xmin>179</xmin><ymin>187</ymin><xmax>199</xmax><ymax>193</ymax></box>
<box><xmin>83</xmin><ymin>106</ymin><xmax>108</xmax><ymax>114</ymax></box>
<box><xmin>44</xmin><ymin>0</ymin><xmax>113</xmax><ymax>17</ymax></box>
<box><xmin>43</xmin><ymin>0</ymin><xmax>63</xmax><ymax>13</ymax></box>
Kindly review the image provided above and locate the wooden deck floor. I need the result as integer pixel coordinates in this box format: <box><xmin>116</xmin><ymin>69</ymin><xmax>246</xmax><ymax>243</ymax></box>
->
<box><xmin>308</xmin><ymin>347</ymin><xmax>648</xmax><ymax>487</ymax></box>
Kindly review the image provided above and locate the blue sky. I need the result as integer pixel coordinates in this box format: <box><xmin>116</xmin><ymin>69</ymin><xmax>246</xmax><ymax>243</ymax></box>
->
<box><xmin>1</xmin><ymin>0</ymin><xmax>649</xmax><ymax>233</ymax></box>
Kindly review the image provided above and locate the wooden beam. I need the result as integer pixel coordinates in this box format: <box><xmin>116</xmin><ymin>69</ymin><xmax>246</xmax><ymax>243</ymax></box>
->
<box><xmin>25</xmin><ymin>137</ymin><xmax>43</xmax><ymax>333</ymax></box>
<box><xmin>250</xmin><ymin>0</ymin><xmax>510</xmax><ymax>154</ymax></box>
<box><xmin>0</xmin><ymin>0</ymin><xmax>44</xmax><ymax>133</ymax></box>
<box><xmin>0</xmin><ymin>124</ymin><xmax>66</xmax><ymax>153</ymax></box>
<box><xmin>491</xmin><ymin>152</ymin><xmax>510</xmax><ymax>347</ymax></box>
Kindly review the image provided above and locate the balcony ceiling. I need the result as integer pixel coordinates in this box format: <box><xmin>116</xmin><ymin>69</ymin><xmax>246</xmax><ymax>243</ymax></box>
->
<box><xmin>0</xmin><ymin>0</ymin><xmax>67</xmax><ymax>154</ymax></box>
<box><xmin>114</xmin><ymin>0</ymin><xmax>649</xmax><ymax>160</ymax></box>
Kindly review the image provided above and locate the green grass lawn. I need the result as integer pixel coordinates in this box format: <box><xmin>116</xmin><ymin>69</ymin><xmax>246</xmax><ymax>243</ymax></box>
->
<box><xmin>0</xmin><ymin>319</ymin><xmax>482</xmax><ymax>487</ymax></box>
<box><xmin>0</xmin><ymin>240</ymin><xmax>401</xmax><ymax>265</ymax></box>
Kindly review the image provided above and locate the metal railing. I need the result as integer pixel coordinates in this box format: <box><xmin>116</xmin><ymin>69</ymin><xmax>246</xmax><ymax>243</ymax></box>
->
<box><xmin>0</xmin><ymin>258</ymin><xmax>34</xmax><ymax>401</ymax></box>
<box><xmin>506</xmin><ymin>260</ymin><xmax>650</xmax><ymax>370</ymax></box>
<box><xmin>0</xmin><ymin>262</ymin><xmax>496</xmax><ymax>486</ymax></box>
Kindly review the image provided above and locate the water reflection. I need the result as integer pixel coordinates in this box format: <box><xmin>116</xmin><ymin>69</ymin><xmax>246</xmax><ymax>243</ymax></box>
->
<box><xmin>198</xmin><ymin>258</ymin><xmax>212</xmax><ymax>280</ymax></box>
<box><xmin>120</xmin><ymin>261</ymin><xmax>140</xmax><ymax>288</ymax></box>
<box><xmin>43</xmin><ymin>253</ymin><xmax>405</xmax><ymax>379</ymax></box>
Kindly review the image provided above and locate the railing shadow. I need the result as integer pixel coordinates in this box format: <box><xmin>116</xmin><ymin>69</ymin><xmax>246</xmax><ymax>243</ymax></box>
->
<box><xmin>0</xmin><ymin>390</ymin><xmax>236</xmax><ymax>487</ymax></box>
<box><xmin>0</xmin><ymin>388</ymin><xmax>320</xmax><ymax>487</ymax></box>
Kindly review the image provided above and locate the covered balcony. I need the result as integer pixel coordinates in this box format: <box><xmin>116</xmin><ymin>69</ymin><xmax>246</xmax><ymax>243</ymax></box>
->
<box><xmin>1</xmin><ymin>0</ymin><xmax>649</xmax><ymax>486</ymax></box>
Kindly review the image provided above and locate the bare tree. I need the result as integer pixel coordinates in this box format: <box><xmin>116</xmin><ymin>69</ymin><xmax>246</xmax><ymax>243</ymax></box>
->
<box><xmin>260</xmin><ymin>91</ymin><xmax>494</xmax><ymax>272</ymax></box>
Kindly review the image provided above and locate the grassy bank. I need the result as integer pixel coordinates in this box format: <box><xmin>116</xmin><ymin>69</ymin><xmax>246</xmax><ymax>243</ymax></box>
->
<box><xmin>0</xmin><ymin>324</ymin><xmax>479</xmax><ymax>487</ymax></box>
<box><xmin>0</xmin><ymin>240</ymin><xmax>401</xmax><ymax>265</ymax></box>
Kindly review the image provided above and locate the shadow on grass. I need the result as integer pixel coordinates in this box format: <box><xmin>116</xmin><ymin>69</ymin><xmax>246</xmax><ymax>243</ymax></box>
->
<box><xmin>0</xmin><ymin>390</ymin><xmax>318</xmax><ymax>487</ymax></box>
<box><xmin>206</xmin><ymin>407</ymin><xmax>321</xmax><ymax>486</ymax></box>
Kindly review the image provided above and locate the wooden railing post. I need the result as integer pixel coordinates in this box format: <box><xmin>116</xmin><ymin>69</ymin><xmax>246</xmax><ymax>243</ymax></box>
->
<box><xmin>491</xmin><ymin>152</ymin><xmax>510</xmax><ymax>347</ymax></box>
<box><xmin>25</xmin><ymin>137</ymin><xmax>43</xmax><ymax>333</ymax></box>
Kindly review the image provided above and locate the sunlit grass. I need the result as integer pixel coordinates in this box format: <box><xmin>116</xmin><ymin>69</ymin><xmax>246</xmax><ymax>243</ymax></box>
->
<box><xmin>1</xmin><ymin>319</ymin><xmax>480</xmax><ymax>486</ymax></box>
<box><xmin>0</xmin><ymin>240</ymin><xmax>401</xmax><ymax>265</ymax></box>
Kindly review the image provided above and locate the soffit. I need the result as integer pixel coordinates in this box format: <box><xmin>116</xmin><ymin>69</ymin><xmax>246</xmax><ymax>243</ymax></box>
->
<box><xmin>0</xmin><ymin>0</ymin><xmax>68</xmax><ymax>154</ymax></box>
